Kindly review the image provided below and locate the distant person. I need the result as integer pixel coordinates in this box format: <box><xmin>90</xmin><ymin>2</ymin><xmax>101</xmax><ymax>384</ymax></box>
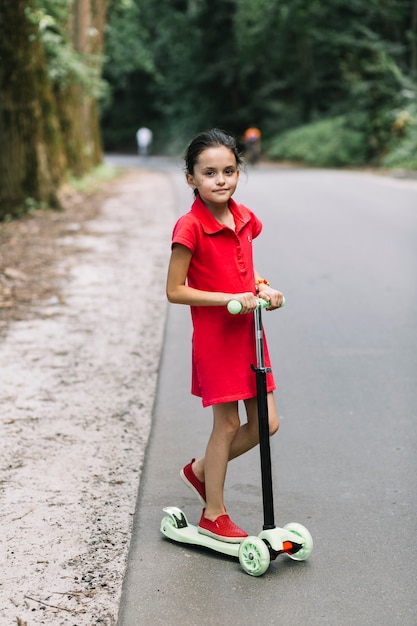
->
<box><xmin>243</xmin><ymin>127</ymin><xmax>261</xmax><ymax>165</ymax></box>
<box><xmin>136</xmin><ymin>127</ymin><xmax>153</xmax><ymax>157</ymax></box>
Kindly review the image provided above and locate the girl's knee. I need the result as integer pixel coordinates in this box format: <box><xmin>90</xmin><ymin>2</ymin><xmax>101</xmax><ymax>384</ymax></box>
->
<box><xmin>222</xmin><ymin>417</ymin><xmax>241</xmax><ymax>437</ymax></box>
<box><xmin>269</xmin><ymin>413</ymin><xmax>279</xmax><ymax>436</ymax></box>
<box><xmin>267</xmin><ymin>393</ymin><xmax>279</xmax><ymax>436</ymax></box>
<box><xmin>213</xmin><ymin>403</ymin><xmax>241</xmax><ymax>437</ymax></box>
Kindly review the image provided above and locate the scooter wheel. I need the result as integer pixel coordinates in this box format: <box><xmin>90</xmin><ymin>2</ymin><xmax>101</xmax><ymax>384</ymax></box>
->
<box><xmin>239</xmin><ymin>536</ymin><xmax>270</xmax><ymax>576</ymax></box>
<box><xmin>283</xmin><ymin>522</ymin><xmax>313</xmax><ymax>561</ymax></box>
<box><xmin>161</xmin><ymin>515</ymin><xmax>179</xmax><ymax>533</ymax></box>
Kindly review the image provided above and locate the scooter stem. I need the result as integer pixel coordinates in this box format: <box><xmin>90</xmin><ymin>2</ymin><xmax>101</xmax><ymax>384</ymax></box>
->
<box><xmin>253</xmin><ymin>305</ymin><xmax>275</xmax><ymax>530</ymax></box>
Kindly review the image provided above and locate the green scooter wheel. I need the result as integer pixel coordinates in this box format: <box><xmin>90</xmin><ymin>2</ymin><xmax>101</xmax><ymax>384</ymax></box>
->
<box><xmin>161</xmin><ymin>515</ymin><xmax>177</xmax><ymax>532</ymax></box>
<box><xmin>283</xmin><ymin>522</ymin><xmax>313</xmax><ymax>561</ymax></box>
<box><xmin>239</xmin><ymin>537</ymin><xmax>270</xmax><ymax>576</ymax></box>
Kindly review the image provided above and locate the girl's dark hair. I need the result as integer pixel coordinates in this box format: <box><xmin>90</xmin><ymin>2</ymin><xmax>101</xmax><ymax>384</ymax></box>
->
<box><xmin>184</xmin><ymin>128</ymin><xmax>243</xmax><ymax>176</ymax></box>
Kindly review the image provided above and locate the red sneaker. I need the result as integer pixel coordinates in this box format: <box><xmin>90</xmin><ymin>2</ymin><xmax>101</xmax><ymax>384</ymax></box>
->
<box><xmin>198</xmin><ymin>510</ymin><xmax>248</xmax><ymax>543</ymax></box>
<box><xmin>180</xmin><ymin>459</ymin><xmax>206</xmax><ymax>506</ymax></box>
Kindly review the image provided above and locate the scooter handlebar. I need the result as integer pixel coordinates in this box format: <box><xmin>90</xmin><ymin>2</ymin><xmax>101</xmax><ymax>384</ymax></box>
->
<box><xmin>227</xmin><ymin>296</ymin><xmax>285</xmax><ymax>315</ymax></box>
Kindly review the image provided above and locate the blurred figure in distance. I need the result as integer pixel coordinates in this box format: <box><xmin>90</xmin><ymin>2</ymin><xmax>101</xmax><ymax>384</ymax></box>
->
<box><xmin>243</xmin><ymin>127</ymin><xmax>261</xmax><ymax>166</ymax></box>
<box><xmin>136</xmin><ymin>127</ymin><xmax>153</xmax><ymax>157</ymax></box>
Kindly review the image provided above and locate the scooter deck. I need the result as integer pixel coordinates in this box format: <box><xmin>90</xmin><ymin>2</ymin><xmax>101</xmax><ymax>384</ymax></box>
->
<box><xmin>160</xmin><ymin>507</ymin><xmax>240</xmax><ymax>558</ymax></box>
<box><xmin>161</xmin><ymin>506</ymin><xmax>313</xmax><ymax>556</ymax></box>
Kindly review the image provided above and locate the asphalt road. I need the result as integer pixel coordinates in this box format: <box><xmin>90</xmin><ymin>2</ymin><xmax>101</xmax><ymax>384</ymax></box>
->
<box><xmin>116</xmin><ymin>158</ymin><xmax>417</xmax><ymax>625</ymax></box>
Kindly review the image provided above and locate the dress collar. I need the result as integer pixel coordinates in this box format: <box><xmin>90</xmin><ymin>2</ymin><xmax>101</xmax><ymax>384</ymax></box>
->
<box><xmin>191</xmin><ymin>194</ymin><xmax>251</xmax><ymax>234</ymax></box>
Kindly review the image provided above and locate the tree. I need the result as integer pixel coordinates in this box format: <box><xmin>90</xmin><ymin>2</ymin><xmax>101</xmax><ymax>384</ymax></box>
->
<box><xmin>0</xmin><ymin>0</ymin><xmax>107</xmax><ymax>220</ymax></box>
<box><xmin>57</xmin><ymin>0</ymin><xmax>106</xmax><ymax>175</ymax></box>
<box><xmin>0</xmin><ymin>0</ymin><xmax>66</xmax><ymax>218</ymax></box>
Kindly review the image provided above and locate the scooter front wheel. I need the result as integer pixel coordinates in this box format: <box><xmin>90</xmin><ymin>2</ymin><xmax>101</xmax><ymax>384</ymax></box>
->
<box><xmin>239</xmin><ymin>536</ymin><xmax>270</xmax><ymax>576</ymax></box>
<box><xmin>283</xmin><ymin>522</ymin><xmax>313</xmax><ymax>561</ymax></box>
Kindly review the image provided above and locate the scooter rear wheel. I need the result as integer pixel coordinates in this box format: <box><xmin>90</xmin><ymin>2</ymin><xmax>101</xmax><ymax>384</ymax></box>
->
<box><xmin>239</xmin><ymin>536</ymin><xmax>270</xmax><ymax>576</ymax></box>
<box><xmin>161</xmin><ymin>515</ymin><xmax>177</xmax><ymax>532</ymax></box>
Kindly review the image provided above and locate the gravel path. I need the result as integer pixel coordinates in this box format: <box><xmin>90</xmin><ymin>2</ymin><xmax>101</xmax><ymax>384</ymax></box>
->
<box><xmin>0</xmin><ymin>169</ymin><xmax>174</xmax><ymax>625</ymax></box>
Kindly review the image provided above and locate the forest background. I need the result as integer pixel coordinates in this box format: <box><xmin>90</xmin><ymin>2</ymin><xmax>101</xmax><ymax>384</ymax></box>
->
<box><xmin>1</xmin><ymin>0</ymin><xmax>417</xmax><ymax>220</ymax></box>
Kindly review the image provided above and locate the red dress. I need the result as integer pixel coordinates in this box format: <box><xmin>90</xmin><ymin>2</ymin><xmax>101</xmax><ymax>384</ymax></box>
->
<box><xmin>172</xmin><ymin>195</ymin><xmax>276</xmax><ymax>407</ymax></box>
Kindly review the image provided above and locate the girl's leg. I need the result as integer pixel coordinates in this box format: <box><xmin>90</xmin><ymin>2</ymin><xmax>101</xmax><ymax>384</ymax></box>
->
<box><xmin>202</xmin><ymin>401</ymin><xmax>240</xmax><ymax>521</ymax></box>
<box><xmin>192</xmin><ymin>392</ymin><xmax>279</xmax><ymax>497</ymax></box>
<box><xmin>229</xmin><ymin>392</ymin><xmax>279</xmax><ymax>461</ymax></box>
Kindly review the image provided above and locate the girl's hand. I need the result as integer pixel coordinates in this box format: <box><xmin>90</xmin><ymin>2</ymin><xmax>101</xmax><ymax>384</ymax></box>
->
<box><xmin>258</xmin><ymin>287</ymin><xmax>284</xmax><ymax>310</ymax></box>
<box><xmin>232</xmin><ymin>292</ymin><xmax>258</xmax><ymax>314</ymax></box>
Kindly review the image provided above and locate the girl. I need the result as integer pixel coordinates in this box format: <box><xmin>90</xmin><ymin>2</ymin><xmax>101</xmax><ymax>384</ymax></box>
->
<box><xmin>166</xmin><ymin>128</ymin><xmax>284</xmax><ymax>542</ymax></box>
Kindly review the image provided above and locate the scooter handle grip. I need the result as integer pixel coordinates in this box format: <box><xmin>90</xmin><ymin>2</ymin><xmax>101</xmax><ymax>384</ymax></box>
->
<box><xmin>227</xmin><ymin>296</ymin><xmax>285</xmax><ymax>315</ymax></box>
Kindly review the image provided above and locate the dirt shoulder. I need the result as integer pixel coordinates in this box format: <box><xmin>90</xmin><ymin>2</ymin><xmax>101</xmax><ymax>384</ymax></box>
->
<box><xmin>0</xmin><ymin>169</ymin><xmax>174</xmax><ymax>625</ymax></box>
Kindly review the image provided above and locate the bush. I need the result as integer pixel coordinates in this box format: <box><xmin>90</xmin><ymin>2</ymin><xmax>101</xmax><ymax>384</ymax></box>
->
<box><xmin>381</xmin><ymin>109</ymin><xmax>417</xmax><ymax>170</ymax></box>
<box><xmin>267</xmin><ymin>116</ymin><xmax>367</xmax><ymax>167</ymax></box>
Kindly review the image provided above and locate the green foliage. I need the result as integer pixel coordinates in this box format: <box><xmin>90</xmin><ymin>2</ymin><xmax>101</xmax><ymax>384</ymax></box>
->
<box><xmin>331</xmin><ymin>22</ymin><xmax>411</xmax><ymax>160</ymax></box>
<box><xmin>103</xmin><ymin>0</ymin><xmax>153</xmax><ymax>91</ymax></box>
<box><xmin>28</xmin><ymin>0</ymin><xmax>105</xmax><ymax>97</ymax></box>
<box><xmin>68</xmin><ymin>163</ymin><xmax>122</xmax><ymax>193</ymax></box>
<box><xmin>267</xmin><ymin>117</ymin><xmax>367</xmax><ymax>166</ymax></box>
<box><xmin>382</xmin><ymin>104</ymin><xmax>417</xmax><ymax>169</ymax></box>
<box><xmin>100</xmin><ymin>0</ymin><xmax>159</xmax><ymax>149</ymax></box>
<box><xmin>1</xmin><ymin>198</ymin><xmax>49</xmax><ymax>224</ymax></box>
<box><xmin>100</xmin><ymin>0</ymin><xmax>417</xmax><ymax>168</ymax></box>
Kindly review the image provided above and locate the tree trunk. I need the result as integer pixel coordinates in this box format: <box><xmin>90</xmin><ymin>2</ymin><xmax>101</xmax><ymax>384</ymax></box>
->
<box><xmin>0</xmin><ymin>1</ymin><xmax>66</xmax><ymax>218</ymax></box>
<box><xmin>56</xmin><ymin>0</ymin><xmax>106</xmax><ymax>176</ymax></box>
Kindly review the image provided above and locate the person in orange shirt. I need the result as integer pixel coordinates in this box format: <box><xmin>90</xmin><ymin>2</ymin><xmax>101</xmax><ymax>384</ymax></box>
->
<box><xmin>243</xmin><ymin>127</ymin><xmax>261</xmax><ymax>165</ymax></box>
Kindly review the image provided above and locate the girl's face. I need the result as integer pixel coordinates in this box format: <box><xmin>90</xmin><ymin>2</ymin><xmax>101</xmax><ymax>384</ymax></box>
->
<box><xmin>186</xmin><ymin>146</ymin><xmax>239</xmax><ymax>211</ymax></box>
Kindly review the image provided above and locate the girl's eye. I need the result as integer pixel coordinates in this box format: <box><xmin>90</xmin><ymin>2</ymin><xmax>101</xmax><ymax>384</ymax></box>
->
<box><xmin>203</xmin><ymin>168</ymin><xmax>235</xmax><ymax>176</ymax></box>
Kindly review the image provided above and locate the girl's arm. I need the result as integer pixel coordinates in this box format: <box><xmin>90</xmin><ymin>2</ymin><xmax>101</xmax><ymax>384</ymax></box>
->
<box><xmin>166</xmin><ymin>244</ymin><xmax>257</xmax><ymax>311</ymax></box>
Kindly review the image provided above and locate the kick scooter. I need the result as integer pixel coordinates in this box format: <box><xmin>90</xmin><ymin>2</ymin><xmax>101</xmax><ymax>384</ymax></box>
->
<box><xmin>160</xmin><ymin>298</ymin><xmax>313</xmax><ymax>576</ymax></box>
